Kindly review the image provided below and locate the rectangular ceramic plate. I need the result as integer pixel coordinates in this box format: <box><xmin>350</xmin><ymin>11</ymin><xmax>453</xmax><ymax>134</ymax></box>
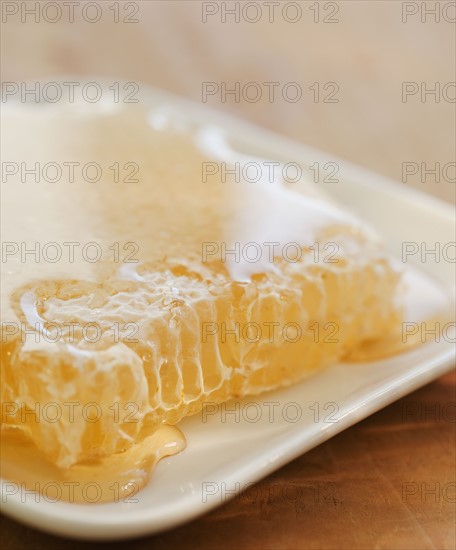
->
<box><xmin>1</xmin><ymin>85</ymin><xmax>455</xmax><ymax>541</ymax></box>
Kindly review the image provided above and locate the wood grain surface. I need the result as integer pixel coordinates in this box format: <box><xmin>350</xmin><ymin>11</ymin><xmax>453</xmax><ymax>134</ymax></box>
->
<box><xmin>1</xmin><ymin>1</ymin><xmax>455</xmax><ymax>548</ymax></box>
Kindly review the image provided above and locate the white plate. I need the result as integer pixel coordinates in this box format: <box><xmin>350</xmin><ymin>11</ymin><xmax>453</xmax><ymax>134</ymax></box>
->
<box><xmin>1</xmin><ymin>85</ymin><xmax>455</xmax><ymax>541</ymax></box>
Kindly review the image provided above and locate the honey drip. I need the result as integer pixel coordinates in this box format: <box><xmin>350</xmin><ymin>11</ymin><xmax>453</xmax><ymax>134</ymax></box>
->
<box><xmin>1</xmin><ymin>425</ymin><xmax>185</xmax><ymax>504</ymax></box>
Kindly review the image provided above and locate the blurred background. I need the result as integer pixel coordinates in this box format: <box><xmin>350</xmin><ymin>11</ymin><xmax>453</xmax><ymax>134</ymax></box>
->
<box><xmin>2</xmin><ymin>0</ymin><xmax>455</xmax><ymax>203</ymax></box>
<box><xmin>1</xmin><ymin>1</ymin><xmax>455</xmax><ymax>549</ymax></box>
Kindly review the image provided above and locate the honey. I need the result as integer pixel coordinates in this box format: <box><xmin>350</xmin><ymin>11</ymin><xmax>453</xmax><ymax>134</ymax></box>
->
<box><xmin>1</xmin><ymin>98</ymin><xmax>415</xmax><ymax>503</ymax></box>
<box><xmin>1</xmin><ymin>425</ymin><xmax>185</xmax><ymax>504</ymax></box>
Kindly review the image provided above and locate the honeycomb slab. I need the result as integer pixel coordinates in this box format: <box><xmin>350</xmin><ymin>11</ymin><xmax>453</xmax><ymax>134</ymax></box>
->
<box><xmin>1</xmin><ymin>99</ymin><xmax>402</xmax><ymax>499</ymax></box>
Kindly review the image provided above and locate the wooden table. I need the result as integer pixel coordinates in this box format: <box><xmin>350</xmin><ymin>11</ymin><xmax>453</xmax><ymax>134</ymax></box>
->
<box><xmin>2</xmin><ymin>1</ymin><xmax>455</xmax><ymax>548</ymax></box>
